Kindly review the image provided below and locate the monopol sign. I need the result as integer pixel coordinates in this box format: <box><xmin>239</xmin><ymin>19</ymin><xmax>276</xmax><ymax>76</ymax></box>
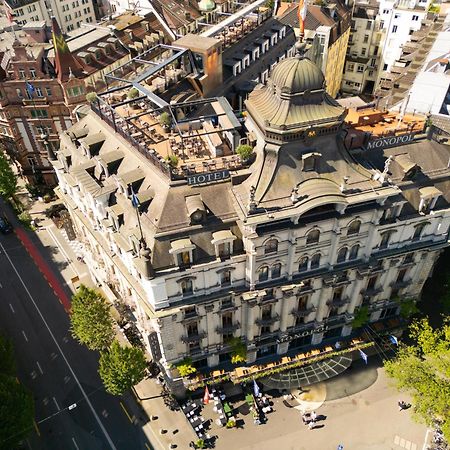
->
<box><xmin>367</xmin><ymin>133</ymin><xmax>415</xmax><ymax>150</ymax></box>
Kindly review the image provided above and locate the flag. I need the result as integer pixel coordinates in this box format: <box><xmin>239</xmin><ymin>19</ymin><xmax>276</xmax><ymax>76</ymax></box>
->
<box><xmin>297</xmin><ymin>0</ymin><xmax>307</xmax><ymax>35</ymax></box>
<box><xmin>26</xmin><ymin>81</ymin><xmax>35</xmax><ymax>97</ymax></box>
<box><xmin>359</xmin><ymin>349</ymin><xmax>368</xmax><ymax>364</ymax></box>
<box><xmin>253</xmin><ymin>379</ymin><xmax>260</xmax><ymax>397</ymax></box>
<box><xmin>130</xmin><ymin>185</ymin><xmax>140</xmax><ymax>208</ymax></box>
<box><xmin>6</xmin><ymin>9</ymin><xmax>14</xmax><ymax>23</ymax></box>
<box><xmin>203</xmin><ymin>386</ymin><xmax>210</xmax><ymax>404</ymax></box>
<box><xmin>335</xmin><ymin>341</ymin><xmax>341</xmax><ymax>350</ymax></box>
<box><xmin>389</xmin><ymin>335</ymin><xmax>399</xmax><ymax>346</ymax></box>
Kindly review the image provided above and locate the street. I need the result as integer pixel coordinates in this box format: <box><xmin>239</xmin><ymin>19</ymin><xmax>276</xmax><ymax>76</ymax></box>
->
<box><xmin>0</xmin><ymin>206</ymin><xmax>153</xmax><ymax>450</ymax></box>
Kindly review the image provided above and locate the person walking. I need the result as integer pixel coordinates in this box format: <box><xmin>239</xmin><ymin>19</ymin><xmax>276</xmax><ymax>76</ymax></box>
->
<box><xmin>311</xmin><ymin>411</ymin><xmax>317</xmax><ymax>421</ymax></box>
<box><xmin>308</xmin><ymin>420</ymin><xmax>315</xmax><ymax>430</ymax></box>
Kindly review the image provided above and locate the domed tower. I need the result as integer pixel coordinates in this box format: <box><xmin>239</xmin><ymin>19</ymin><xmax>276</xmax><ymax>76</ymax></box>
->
<box><xmin>234</xmin><ymin>45</ymin><xmax>375</xmax><ymax>217</ymax></box>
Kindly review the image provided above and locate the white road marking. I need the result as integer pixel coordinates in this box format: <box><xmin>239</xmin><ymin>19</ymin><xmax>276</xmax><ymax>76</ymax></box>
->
<box><xmin>72</xmin><ymin>437</ymin><xmax>80</xmax><ymax>450</ymax></box>
<box><xmin>0</xmin><ymin>282</ymin><xmax>3</xmax><ymax>288</ymax></box>
<box><xmin>52</xmin><ymin>397</ymin><xmax>60</xmax><ymax>411</ymax></box>
<box><xmin>22</xmin><ymin>330</ymin><xmax>28</xmax><ymax>342</ymax></box>
<box><xmin>43</xmin><ymin>397</ymin><xmax>49</xmax><ymax>406</ymax></box>
<box><xmin>64</xmin><ymin>375</ymin><xmax>71</xmax><ymax>384</ymax></box>
<box><xmin>9</xmin><ymin>303</ymin><xmax>15</xmax><ymax>313</ymax></box>
<box><xmin>36</xmin><ymin>361</ymin><xmax>43</xmax><ymax>375</ymax></box>
<box><xmin>422</xmin><ymin>429</ymin><xmax>432</xmax><ymax>450</ymax></box>
<box><xmin>0</xmin><ymin>241</ymin><xmax>118</xmax><ymax>450</ymax></box>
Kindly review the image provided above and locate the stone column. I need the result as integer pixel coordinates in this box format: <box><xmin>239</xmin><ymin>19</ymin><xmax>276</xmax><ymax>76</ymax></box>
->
<box><xmin>316</xmin><ymin>285</ymin><xmax>333</xmax><ymax>322</ymax></box>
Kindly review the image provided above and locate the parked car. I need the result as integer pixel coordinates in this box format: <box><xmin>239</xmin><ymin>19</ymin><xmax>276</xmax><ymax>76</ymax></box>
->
<box><xmin>0</xmin><ymin>216</ymin><xmax>12</xmax><ymax>234</ymax></box>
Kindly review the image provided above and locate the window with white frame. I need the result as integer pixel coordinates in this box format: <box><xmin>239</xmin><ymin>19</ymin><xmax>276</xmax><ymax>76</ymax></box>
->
<box><xmin>337</xmin><ymin>247</ymin><xmax>348</xmax><ymax>263</ymax></box>
<box><xmin>310</xmin><ymin>253</ymin><xmax>321</xmax><ymax>269</ymax></box>
<box><xmin>258</xmin><ymin>266</ymin><xmax>269</xmax><ymax>282</ymax></box>
<box><xmin>264</xmin><ymin>238</ymin><xmax>278</xmax><ymax>254</ymax></box>
<box><xmin>299</xmin><ymin>257</ymin><xmax>308</xmax><ymax>272</ymax></box>
<box><xmin>347</xmin><ymin>220</ymin><xmax>361</xmax><ymax>236</ymax></box>
<box><xmin>349</xmin><ymin>244</ymin><xmax>359</xmax><ymax>260</ymax></box>
<box><xmin>271</xmin><ymin>263</ymin><xmax>281</xmax><ymax>279</ymax></box>
<box><xmin>306</xmin><ymin>229</ymin><xmax>320</xmax><ymax>245</ymax></box>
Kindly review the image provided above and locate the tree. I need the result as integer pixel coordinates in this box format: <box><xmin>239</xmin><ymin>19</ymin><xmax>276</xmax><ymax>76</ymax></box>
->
<box><xmin>395</xmin><ymin>297</ymin><xmax>420</xmax><ymax>319</ymax></box>
<box><xmin>229</xmin><ymin>337</ymin><xmax>247</xmax><ymax>364</ymax></box>
<box><xmin>176</xmin><ymin>357</ymin><xmax>197</xmax><ymax>377</ymax></box>
<box><xmin>86</xmin><ymin>92</ymin><xmax>98</xmax><ymax>103</ymax></box>
<box><xmin>70</xmin><ymin>285</ymin><xmax>115</xmax><ymax>351</ymax></box>
<box><xmin>352</xmin><ymin>306</ymin><xmax>369</xmax><ymax>329</ymax></box>
<box><xmin>0</xmin><ymin>152</ymin><xmax>18</xmax><ymax>200</ymax></box>
<box><xmin>236</xmin><ymin>144</ymin><xmax>253</xmax><ymax>162</ymax></box>
<box><xmin>0</xmin><ymin>334</ymin><xmax>15</xmax><ymax>376</ymax></box>
<box><xmin>0</xmin><ymin>374</ymin><xmax>34</xmax><ymax>450</ymax></box>
<box><xmin>98</xmin><ymin>340</ymin><xmax>147</xmax><ymax>395</ymax></box>
<box><xmin>384</xmin><ymin>318</ymin><xmax>450</xmax><ymax>442</ymax></box>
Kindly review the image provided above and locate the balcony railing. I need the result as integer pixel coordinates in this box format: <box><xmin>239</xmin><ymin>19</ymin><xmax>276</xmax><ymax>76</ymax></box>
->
<box><xmin>181</xmin><ymin>331</ymin><xmax>206</xmax><ymax>344</ymax></box>
<box><xmin>290</xmin><ymin>306</ymin><xmax>317</xmax><ymax>318</ymax></box>
<box><xmin>326</xmin><ymin>297</ymin><xmax>351</xmax><ymax>308</ymax></box>
<box><xmin>255</xmin><ymin>314</ymin><xmax>280</xmax><ymax>326</ymax></box>
<box><xmin>390</xmin><ymin>279</ymin><xmax>411</xmax><ymax>289</ymax></box>
<box><xmin>215</xmin><ymin>322</ymin><xmax>240</xmax><ymax>334</ymax></box>
<box><xmin>360</xmin><ymin>286</ymin><xmax>383</xmax><ymax>297</ymax></box>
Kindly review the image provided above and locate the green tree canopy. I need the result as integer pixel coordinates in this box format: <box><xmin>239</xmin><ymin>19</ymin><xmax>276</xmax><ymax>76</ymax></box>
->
<box><xmin>236</xmin><ymin>144</ymin><xmax>253</xmax><ymax>162</ymax></box>
<box><xmin>99</xmin><ymin>340</ymin><xmax>147</xmax><ymax>395</ymax></box>
<box><xmin>0</xmin><ymin>334</ymin><xmax>15</xmax><ymax>376</ymax></box>
<box><xmin>229</xmin><ymin>337</ymin><xmax>247</xmax><ymax>364</ymax></box>
<box><xmin>0</xmin><ymin>152</ymin><xmax>17</xmax><ymax>200</ymax></box>
<box><xmin>0</xmin><ymin>374</ymin><xmax>34</xmax><ymax>450</ymax></box>
<box><xmin>176</xmin><ymin>357</ymin><xmax>197</xmax><ymax>377</ymax></box>
<box><xmin>352</xmin><ymin>306</ymin><xmax>369</xmax><ymax>329</ymax></box>
<box><xmin>70</xmin><ymin>285</ymin><xmax>115</xmax><ymax>351</ymax></box>
<box><xmin>384</xmin><ymin>318</ymin><xmax>450</xmax><ymax>441</ymax></box>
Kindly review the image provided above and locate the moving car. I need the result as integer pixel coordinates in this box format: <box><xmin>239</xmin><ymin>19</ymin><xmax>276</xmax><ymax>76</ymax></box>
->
<box><xmin>0</xmin><ymin>216</ymin><xmax>12</xmax><ymax>234</ymax></box>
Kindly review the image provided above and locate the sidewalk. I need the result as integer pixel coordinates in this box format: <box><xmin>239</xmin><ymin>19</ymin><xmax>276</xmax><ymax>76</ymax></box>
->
<box><xmin>24</xmin><ymin>197</ymin><xmax>198</xmax><ymax>450</ymax></box>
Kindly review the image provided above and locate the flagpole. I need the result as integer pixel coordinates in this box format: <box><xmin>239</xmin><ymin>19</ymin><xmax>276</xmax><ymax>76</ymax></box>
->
<box><xmin>131</xmin><ymin>186</ymin><xmax>144</xmax><ymax>244</ymax></box>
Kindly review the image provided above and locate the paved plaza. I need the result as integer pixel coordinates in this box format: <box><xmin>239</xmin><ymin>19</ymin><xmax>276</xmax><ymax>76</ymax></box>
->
<box><xmin>208</xmin><ymin>360</ymin><xmax>429</xmax><ymax>450</ymax></box>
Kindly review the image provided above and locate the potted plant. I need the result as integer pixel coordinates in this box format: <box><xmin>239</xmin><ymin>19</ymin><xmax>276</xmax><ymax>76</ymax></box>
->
<box><xmin>236</xmin><ymin>144</ymin><xmax>254</xmax><ymax>163</ymax></box>
<box><xmin>194</xmin><ymin>438</ymin><xmax>205</xmax><ymax>449</ymax></box>
<box><xmin>85</xmin><ymin>92</ymin><xmax>97</xmax><ymax>103</ymax></box>
<box><xmin>127</xmin><ymin>87</ymin><xmax>139</xmax><ymax>100</ymax></box>
<box><xmin>165</xmin><ymin>154</ymin><xmax>179</xmax><ymax>168</ymax></box>
<box><xmin>226</xmin><ymin>419</ymin><xmax>236</xmax><ymax>428</ymax></box>
<box><xmin>159</xmin><ymin>112</ymin><xmax>172</xmax><ymax>131</ymax></box>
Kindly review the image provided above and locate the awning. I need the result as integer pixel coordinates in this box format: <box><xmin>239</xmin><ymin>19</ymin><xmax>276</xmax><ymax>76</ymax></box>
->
<box><xmin>260</xmin><ymin>355</ymin><xmax>352</xmax><ymax>390</ymax></box>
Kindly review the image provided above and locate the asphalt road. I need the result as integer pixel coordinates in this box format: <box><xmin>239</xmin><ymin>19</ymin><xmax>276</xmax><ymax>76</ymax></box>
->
<box><xmin>0</xmin><ymin>205</ymin><xmax>153</xmax><ymax>450</ymax></box>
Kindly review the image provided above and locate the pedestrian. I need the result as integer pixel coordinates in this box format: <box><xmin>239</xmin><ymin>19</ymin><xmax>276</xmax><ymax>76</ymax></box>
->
<box><xmin>308</xmin><ymin>420</ymin><xmax>315</xmax><ymax>430</ymax></box>
<box><xmin>311</xmin><ymin>411</ymin><xmax>317</xmax><ymax>421</ymax></box>
<box><xmin>398</xmin><ymin>400</ymin><xmax>407</xmax><ymax>411</ymax></box>
<box><xmin>302</xmin><ymin>413</ymin><xmax>310</xmax><ymax>424</ymax></box>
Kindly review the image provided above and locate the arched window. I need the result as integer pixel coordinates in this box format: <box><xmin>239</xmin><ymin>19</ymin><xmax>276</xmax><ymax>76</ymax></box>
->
<box><xmin>299</xmin><ymin>257</ymin><xmax>308</xmax><ymax>272</ymax></box>
<box><xmin>264</xmin><ymin>238</ymin><xmax>278</xmax><ymax>254</ymax></box>
<box><xmin>258</xmin><ymin>266</ymin><xmax>269</xmax><ymax>282</ymax></box>
<box><xmin>310</xmin><ymin>253</ymin><xmax>321</xmax><ymax>269</ymax></box>
<box><xmin>306</xmin><ymin>229</ymin><xmax>320</xmax><ymax>245</ymax></box>
<box><xmin>347</xmin><ymin>220</ymin><xmax>361</xmax><ymax>236</ymax></box>
<box><xmin>271</xmin><ymin>263</ymin><xmax>281</xmax><ymax>278</ymax></box>
<box><xmin>181</xmin><ymin>279</ymin><xmax>193</xmax><ymax>295</ymax></box>
<box><xmin>413</xmin><ymin>223</ymin><xmax>426</xmax><ymax>240</ymax></box>
<box><xmin>349</xmin><ymin>244</ymin><xmax>359</xmax><ymax>260</ymax></box>
<box><xmin>337</xmin><ymin>247</ymin><xmax>348</xmax><ymax>263</ymax></box>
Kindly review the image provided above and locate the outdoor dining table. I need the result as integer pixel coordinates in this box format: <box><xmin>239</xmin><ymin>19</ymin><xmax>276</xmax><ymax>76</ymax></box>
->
<box><xmin>190</xmin><ymin>416</ymin><xmax>203</xmax><ymax>428</ymax></box>
<box><xmin>182</xmin><ymin>402</ymin><xmax>199</xmax><ymax>414</ymax></box>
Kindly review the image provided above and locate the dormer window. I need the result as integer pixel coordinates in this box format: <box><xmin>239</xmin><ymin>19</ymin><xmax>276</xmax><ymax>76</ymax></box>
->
<box><xmin>302</xmin><ymin>152</ymin><xmax>321</xmax><ymax>172</ymax></box>
<box><xmin>212</xmin><ymin>230</ymin><xmax>236</xmax><ymax>259</ymax></box>
<box><xmin>186</xmin><ymin>195</ymin><xmax>206</xmax><ymax>224</ymax></box>
<box><xmin>418</xmin><ymin>187</ymin><xmax>442</xmax><ymax>215</ymax></box>
<box><xmin>170</xmin><ymin>238</ymin><xmax>195</xmax><ymax>268</ymax></box>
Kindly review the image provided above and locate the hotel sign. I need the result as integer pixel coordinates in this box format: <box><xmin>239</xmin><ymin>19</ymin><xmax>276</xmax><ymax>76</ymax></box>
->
<box><xmin>187</xmin><ymin>169</ymin><xmax>230</xmax><ymax>186</ymax></box>
<box><xmin>276</xmin><ymin>325</ymin><xmax>329</xmax><ymax>344</ymax></box>
<box><xmin>366</xmin><ymin>133</ymin><xmax>415</xmax><ymax>150</ymax></box>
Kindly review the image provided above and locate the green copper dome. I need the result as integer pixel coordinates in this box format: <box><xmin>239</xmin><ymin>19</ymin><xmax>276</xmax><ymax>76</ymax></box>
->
<box><xmin>198</xmin><ymin>0</ymin><xmax>215</xmax><ymax>11</ymax></box>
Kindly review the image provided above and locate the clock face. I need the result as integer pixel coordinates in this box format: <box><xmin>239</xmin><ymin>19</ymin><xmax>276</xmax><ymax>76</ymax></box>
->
<box><xmin>192</xmin><ymin>210</ymin><xmax>203</xmax><ymax>222</ymax></box>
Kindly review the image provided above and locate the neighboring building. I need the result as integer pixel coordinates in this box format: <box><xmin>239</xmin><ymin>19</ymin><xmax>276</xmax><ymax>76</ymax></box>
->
<box><xmin>0</xmin><ymin>18</ymin><xmax>131</xmax><ymax>185</ymax></box>
<box><xmin>341</xmin><ymin>0</ymin><xmax>382</xmax><ymax>96</ymax></box>
<box><xmin>51</xmin><ymin>43</ymin><xmax>450</xmax><ymax>394</ymax></box>
<box><xmin>377</xmin><ymin>11</ymin><xmax>447</xmax><ymax>112</ymax></box>
<box><xmin>278</xmin><ymin>1</ymin><xmax>351</xmax><ymax>98</ymax></box>
<box><xmin>374</xmin><ymin>0</ymin><xmax>431</xmax><ymax>90</ymax></box>
<box><xmin>3</xmin><ymin>0</ymin><xmax>97</xmax><ymax>32</ymax></box>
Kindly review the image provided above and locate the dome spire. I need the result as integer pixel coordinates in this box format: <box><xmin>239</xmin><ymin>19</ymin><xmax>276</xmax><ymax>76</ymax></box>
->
<box><xmin>297</xmin><ymin>0</ymin><xmax>307</xmax><ymax>42</ymax></box>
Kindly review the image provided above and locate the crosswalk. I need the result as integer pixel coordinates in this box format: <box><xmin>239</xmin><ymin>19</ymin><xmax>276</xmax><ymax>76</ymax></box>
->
<box><xmin>394</xmin><ymin>435</ymin><xmax>417</xmax><ymax>450</ymax></box>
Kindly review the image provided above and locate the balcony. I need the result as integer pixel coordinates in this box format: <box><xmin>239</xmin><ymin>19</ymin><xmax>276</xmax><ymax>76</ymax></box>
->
<box><xmin>181</xmin><ymin>311</ymin><xmax>198</xmax><ymax>321</ymax></box>
<box><xmin>291</xmin><ymin>306</ymin><xmax>317</xmax><ymax>318</ymax></box>
<box><xmin>255</xmin><ymin>314</ymin><xmax>280</xmax><ymax>326</ymax></box>
<box><xmin>390</xmin><ymin>278</ymin><xmax>411</xmax><ymax>289</ymax></box>
<box><xmin>181</xmin><ymin>331</ymin><xmax>206</xmax><ymax>344</ymax></box>
<box><xmin>360</xmin><ymin>286</ymin><xmax>383</xmax><ymax>297</ymax></box>
<box><xmin>215</xmin><ymin>322</ymin><xmax>240</xmax><ymax>334</ymax></box>
<box><xmin>326</xmin><ymin>297</ymin><xmax>351</xmax><ymax>308</ymax></box>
